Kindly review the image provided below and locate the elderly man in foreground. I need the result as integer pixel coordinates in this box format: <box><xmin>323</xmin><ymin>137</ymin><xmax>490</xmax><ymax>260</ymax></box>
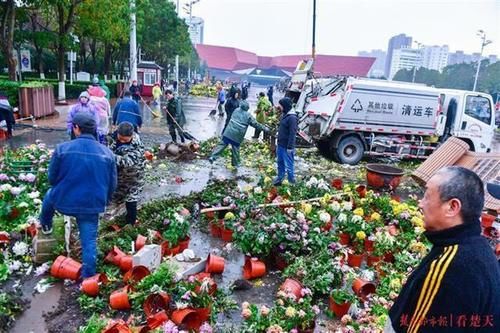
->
<box><xmin>386</xmin><ymin>166</ymin><xmax>500</xmax><ymax>333</ymax></box>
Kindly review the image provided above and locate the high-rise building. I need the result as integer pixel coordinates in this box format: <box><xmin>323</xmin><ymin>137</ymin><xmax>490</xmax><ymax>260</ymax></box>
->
<box><xmin>358</xmin><ymin>49</ymin><xmax>386</xmax><ymax>77</ymax></box>
<box><xmin>389</xmin><ymin>48</ymin><xmax>422</xmax><ymax>80</ymax></box>
<box><xmin>385</xmin><ymin>34</ymin><xmax>413</xmax><ymax>78</ymax></box>
<box><xmin>421</xmin><ymin>45</ymin><xmax>449</xmax><ymax>72</ymax></box>
<box><xmin>488</xmin><ymin>55</ymin><xmax>498</xmax><ymax>64</ymax></box>
<box><xmin>186</xmin><ymin>16</ymin><xmax>204</xmax><ymax>45</ymax></box>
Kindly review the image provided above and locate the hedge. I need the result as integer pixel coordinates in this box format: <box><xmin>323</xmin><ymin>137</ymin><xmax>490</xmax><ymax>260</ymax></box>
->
<box><xmin>0</xmin><ymin>79</ymin><xmax>120</xmax><ymax>106</ymax></box>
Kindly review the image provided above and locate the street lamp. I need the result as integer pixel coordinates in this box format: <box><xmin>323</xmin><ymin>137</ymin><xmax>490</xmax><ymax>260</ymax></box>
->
<box><xmin>412</xmin><ymin>40</ymin><xmax>423</xmax><ymax>83</ymax></box>
<box><xmin>473</xmin><ymin>30</ymin><xmax>492</xmax><ymax>91</ymax></box>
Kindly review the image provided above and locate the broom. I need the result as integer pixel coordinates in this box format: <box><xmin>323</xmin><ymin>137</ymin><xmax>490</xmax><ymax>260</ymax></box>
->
<box><xmin>209</xmin><ymin>101</ymin><xmax>219</xmax><ymax>117</ymax></box>
<box><xmin>163</xmin><ymin>106</ymin><xmax>198</xmax><ymax>141</ymax></box>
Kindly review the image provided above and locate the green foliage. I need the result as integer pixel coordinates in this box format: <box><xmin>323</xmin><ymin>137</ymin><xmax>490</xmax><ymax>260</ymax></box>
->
<box><xmin>77</xmin><ymin>313</ymin><xmax>107</xmax><ymax>333</ymax></box>
<box><xmin>0</xmin><ymin>80</ymin><xmax>20</xmax><ymax>106</ymax></box>
<box><xmin>331</xmin><ymin>288</ymin><xmax>357</xmax><ymax>304</ymax></box>
<box><xmin>77</xmin><ymin>294</ymin><xmax>107</xmax><ymax>315</ymax></box>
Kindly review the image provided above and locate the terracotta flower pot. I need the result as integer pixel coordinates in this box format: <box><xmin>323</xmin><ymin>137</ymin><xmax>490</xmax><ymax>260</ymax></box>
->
<box><xmin>171</xmin><ymin>308</ymin><xmax>202</xmax><ymax>331</ymax></box>
<box><xmin>329</xmin><ymin>296</ymin><xmax>351</xmax><ymax>318</ymax></box>
<box><xmin>279</xmin><ymin>278</ymin><xmax>303</xmax><ymax>300</ymax></box>
<box><xmin>196</xmin><ymin>307</ymin><xmax>211</xmax><ymax>322</ymax></box>
<box><xmin>81</xmin><ymin>273</ymin><xmax>108</xmax><ymax>297</ymax></box>
<box><xmin>242</xmin><ymin>257</ymin><xmax>266</xmax><ymax>280</ymax></box>
<box><xmin>221</xmin><ymin>228</ymin><xmax>233</xmax><ymax>242</ymax></box>
<box><xmin>123</xmin><ymin>265</ymin><xmax>151</xmax><ymax>284</ymax></box>
<box><xmin>338</xmin><ymin>233</ymin><xmax>350</xmax><ymax>245</ymax></box>
<box><xmin>364</xmin><ymin>239</ymin><xmax>374</xmax><ymax>252</ymax></box>
<box><xmin>347</xmin><ymin>253</ymin><xmax>363</xmax><ymax>267</ymax></box>
<box><xmin>107</xmin><ymin>224</ymin><xmax>121</xmax><ymax>232</ymax></box>
<box><xmin>355</xmin><ymin>185</ymin><xmax>367</xmax><ymax>198</ymax></box>
<box><xmin>105</xmin><ymin>246</ymin><xmax>127</xmax><ymax>266</ymax></box>
<box><xmin>193</xmin><ymin>272</ymin><xmax>218</xmax><ymax>295</ymax></box>
<box><xmin>50</xmin><ymin>256</ymin><xmax>82</xmax><ymax>280</ymax></box>
<box><xmin>331</xmin><ymin>178</ymin><xmax>343</xmax><ymax>190</ymax></box>
<box><xmin>119</xmin><ymin>255</ymin><xmax>133</xmax><ymax>272</ymax></box>
<box><xmin>161</xmin><ymin>241</ymin><xmax>171</xmax><ymax>256</ymax></box>
<box><xmin>135</xmin><ymin>234</ymin><xmax>147</xmax><ymax>251</ymax></box>
<box><xmin>170</xmin><ymin>245</ymin><xmax>181</xmax><ymax>256</ymax></box>
<box><xmin>109</xmin><ymin>287</ymin><xmax>131</xmax><ymax>310</ymax></box>
<box><xmin>205</xmin><ymin>254</ymin><xmax>225</xmax><ymax>274</ymax></box>
<box><xmin>352</xmin><ymin>278</ymin><xmax>376</xmax><ymax>300</ymax></box>
<box><xmin>366</xmin><ymin>164</ymin><xmax>404</xmax><ymax>190</ymax></box>
<box><xmin>209</xmin><ymin>221</ymin><xmax>221</xmax><ymax>238</ymax></box>
<box><xmin>481</xmin><ymin>213</ymin><xmax>496</xmax><ymax>228</ymax></box>
<box><xmin>144</xmin><ymin>292</ymin><xmax>171</xmax><ymax>316</ymax></box>
<box><xmin>178</xmin><ymin>237</ymin><xmax>190</xmax><ymax>252</ymax></box>
<box><xmin>146</xmin><ymin>310</ymin><xmax>169</xmax><ymax>329</ymax></box>
<box><xmin>367</xmin><ymin>255</ymin><xmax>382</xmax><ymax>267</ymax></box>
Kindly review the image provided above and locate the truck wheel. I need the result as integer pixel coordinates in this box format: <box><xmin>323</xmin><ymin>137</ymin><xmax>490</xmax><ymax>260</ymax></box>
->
<box><xmin>335</xmin><ymin>136</ymin><xmax>364</xmax><ymax>165</ymax></box>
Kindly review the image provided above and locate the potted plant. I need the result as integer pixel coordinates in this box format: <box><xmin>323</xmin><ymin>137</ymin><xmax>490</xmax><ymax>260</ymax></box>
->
<box><xmin>162</xmin><ymin>214</ymin><xmax>190</xmax><ymax>251</ymax></box>
<box><xmin>329</xmin><ymin>289</ymin><xmax>357</xmax><ymax>318</ymax></box>
<box><xmin>347</xmin><ymin>232</ymin><xmax>365</xmax><ymax>268</ymax></box>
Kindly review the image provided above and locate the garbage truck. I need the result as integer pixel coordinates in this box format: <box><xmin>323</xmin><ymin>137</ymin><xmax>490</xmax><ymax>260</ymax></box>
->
<box><xmin>286</xmin><ymin>60</ymin><xmax>496</xmax><ymax>164</ymax></box>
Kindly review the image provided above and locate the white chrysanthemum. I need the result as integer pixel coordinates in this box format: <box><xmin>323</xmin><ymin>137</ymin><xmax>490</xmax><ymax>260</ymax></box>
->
<box><xmin>319</xmin><ymin>211</ymin><xmax>331</xmax><ymax>223</ymax></box>
<box><xmin>329</xmin><ymin>201</ymin><xmax>341</xmax><ymax>212</ymax></box>
<box><xmin>12</xmin><ymin>241</ymin><xmax>29</xmax><ymax>256</ymax></box>
<box><xmin>342</xmin><ymin>201</ymin><xmax>353</xmax><ymax>211</ymax></box>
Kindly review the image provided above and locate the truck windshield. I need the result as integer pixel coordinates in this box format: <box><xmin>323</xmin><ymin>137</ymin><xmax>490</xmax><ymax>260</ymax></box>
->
<box><xmin>465</xmin><ymin>95</ymin><xmax>492</xmax><ymax>125</ymax></box>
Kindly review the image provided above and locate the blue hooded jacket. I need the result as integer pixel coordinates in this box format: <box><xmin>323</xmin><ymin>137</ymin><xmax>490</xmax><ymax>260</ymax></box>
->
<box><xmin>47</xmin><ymin>134</ymin><xmax>117</xmax><ymax>215</ymax></box>
<box><xmin>277</xmin><ymin>98</ymin><xmax>297</xmax><ymax>149</ymax></box>
<box><xmin>112</xmin><ymin>97</ymin><xmax>142</xmax><ymax>128</ymax></box>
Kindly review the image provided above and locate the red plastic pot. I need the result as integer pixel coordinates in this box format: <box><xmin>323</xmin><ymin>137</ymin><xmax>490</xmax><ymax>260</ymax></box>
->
<box><xmin>355</xmin><ymin>185</ymin><xmax>367</xmax><ymax>198</ymax></box>
<box><xmin>144</xmin><ymin>151</ymin><xmax>154</xmax><ymax>161</ymax></box>
<box><xmin>366</xmin><ymin>164</ymin><xmax>404</xmax><ymax>191</ymax></box>
<box><xmin>135</xmin><ymin>234</ymin><xmax>147</xmax><ymax>251</ymax></box>
<box><xmin>109</xmin><ymin>287</ymin><xmax>131</xmax><ymax>310</ymax></box>
<box><xmin>367</xmin><ymin>255</ymin><xmax>382</xmax><ymax>267</ymax></box>
<box><xmin>209</xmin><ymin>221</ymin><xmax>222</xmax><ymax>238</ymax></box>
<box><xmin>205</xmin><ymin>254</ymin><xmax>225</xmax><ymax>274</ymax></box>
<box><xmin>105</xmin><ymin>246</ymin><xmax>127</xmax><ymax>266</ymax></box>
<box><xmin>483</xmin><ymin>226</ymin><xmax>499</xmax><ymax>239</ymax></box>
<box><xmin>161</xmin><ymin>241</ymin><xmax>171</xmax><ymax>256</ymax></box>
<box><xmin>170</xmin><ymin>245</ymin><xmax>181</xmax><ymax>256</ymax></box>
<box><xmin>243</xmin><ymin>257</ymin><xmax>266</xmax><ymax>280</ymax></box>
<box><xmin>338</xmin><ymin>233</ymin><xmax>350</xmax><ymax>245</ymax></box>
<box><xmin>221</xmin><ymin>228</ymin><xmax>233</xmax><ymax>242</ymax></box>
<box><xmin>481</xmin><ymin>213</ymin><xmax>496</xmax><ymax>228</ymax></box>
<box><xmin>196</xmin><ymin>307</ymin><xmax>211</xmax><ymax>323</ymax></box>
<box><xmin>347</xmin><ymin>253</ymin><xmax>363</xmax><ymax>268</ymax></box>
<box><xmin>193</xmin><ymin>272</ymin><xmax>217</xmax><ymax>295</ymax></box>
<box><xmin>279</xmin><ymin>278</ymin><xmax>303</xmax><ymax>300</ymax></box>
<box><xmin>329</xmin><ymin>296</ymin><xmax>351</xmax><ymax>318</ymax></box>
<box><xmin>81</xmin><ymin>273</ymin><xmax>108</xmax><ymax>297</ymax></box>
<box><xmin>0</xmin><ymin>231</ymin><xmax>10</xmax><ymax>244</ymax></box>
<box><xmin>147</xmin><ymin>310</ymin><xmax>169</xmax><ymax>329</ymax></box>
<box><xmin>179</xmin><ymin>207</ymin><xmax>191</xmax><ymax>216</ymax></box>
<box><xmin>364</xmin><ymin>239</ymin><xmax>374</xmax><ymax>252</ymax></box>
<box><xmin>119</xmin><ymin>255</ymin><xmax>133</xmax><ymax>272</ymax></box>
<box><xmin>496</xmin><ymin>243</ymin><xmax>500</xmax><ymax>256</ymax></box>
<box><xmin>123</xmin><ymin>265</ymin><xmax>151</xmax><ymax>284</ymax></box>
<box><xmin>50</xmin><ymin>256</ymin><xmax>82</xmax><ymax>280</ymax></box>
<box><xmin>171</xmin><ymin>308</ymin><xmax>202</xmax><ymax>331</ymax></box>
<box><xmin>352</xmin><ymin>278</ymin><xmax>376</xmax><ymax>300</ymax></box>
<box><xmin>144</xmin><ymin>292</ymin><xmax>171</xmax><ymax>316</ymax></box>
<box><xmin>107</xmin><ymin>224</ymin><xmax>121</xmax><ymax>232</ymax></box>
<box><xmin>178</xmin><ymin>237</ymin><xmax>190</xmax><ymax>252</ymax></box>
<box><xmin>331</xmin><ymin>178</ymin><xmax>343</xmax><ymax>190</ymax></box>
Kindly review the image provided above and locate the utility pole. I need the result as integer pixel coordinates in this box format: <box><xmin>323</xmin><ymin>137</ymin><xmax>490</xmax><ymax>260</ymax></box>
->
<box><xmin>130</xmin><ymin>0</ymin><xmax>137</xmax><ymax>82</ymax></box>
<box><xmin>312</xmin><ymin>0</ymin><xmax>316</xmax><ymax>60</ymax></box>
<box><xmin>473</xmin><ymin>30</ymin><xmax>492</xmax><ymax>92</ymax></box>
<box><xmin>184</xmin><ymin>0</ymin><xmax>201</xmax><ymax>82</ymax></box>
<box><xmin>412</xmin><ymin>41</ymin><xmax>423</xmax><ymax>83</ymax></box>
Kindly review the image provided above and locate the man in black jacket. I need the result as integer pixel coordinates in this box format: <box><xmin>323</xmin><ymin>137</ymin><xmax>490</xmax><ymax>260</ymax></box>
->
<box><xmin>273</xmin><ymin>97</ymin><xmax>297</xmax><ymax>185</ymax></box>
<box><xmin>387</xmin><ymin>166</ymin><xmax>500</xmax><ymax>333</ymax></box>
<box><xmin>164</xmin><ymin>89</ymin><xmax>185</xmax><ymax>143</ymax></box>
<box><xmin>223</xmin><ymin>88</ymin><xmax>240</xmax><ymax>132</ymax></box>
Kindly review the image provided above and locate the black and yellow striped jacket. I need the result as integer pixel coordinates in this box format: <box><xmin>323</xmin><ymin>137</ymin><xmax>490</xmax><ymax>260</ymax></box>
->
<box><xmin>388</xmin><ymin>222</ymin><xmax>500</xmax><ymax>333</ymax></box>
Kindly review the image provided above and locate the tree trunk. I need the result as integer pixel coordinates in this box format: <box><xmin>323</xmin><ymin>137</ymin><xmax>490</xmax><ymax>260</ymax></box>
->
<box><xmin>0</xmin><ymin>0</ymin><xmax>17</xmax><ymax>81</ymax></box>
<box><xmin>90</xmin><ymin>38</ymin><xmax>97</xmax><ymax>74</ymax></box>
<box><xmin>103</xmin><ymin>42</ymin><xmax>112</xmax><ymax>77</ymax></box>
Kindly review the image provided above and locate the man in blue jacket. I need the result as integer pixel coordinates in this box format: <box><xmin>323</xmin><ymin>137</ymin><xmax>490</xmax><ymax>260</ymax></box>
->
<box><xmin>112</xmin><ymin>91</ymin><xmax>142</xmax><ymax>132</ymax></box>
<box><xmin>39</xmin><ymin>113</ymin><xmax>117</xmax><ymax>278</ymax></box>
<box><xmin>274</xmin><ymin>97</ymin><xmax>297</xmax><ymax>185</ymax></box>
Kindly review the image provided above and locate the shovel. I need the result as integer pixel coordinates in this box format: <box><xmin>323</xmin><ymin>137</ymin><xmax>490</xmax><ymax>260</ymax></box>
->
<box><xmin>164</xmin><ymin>107</ymin><xmax>198</xmax><ymax>141</ymax></box>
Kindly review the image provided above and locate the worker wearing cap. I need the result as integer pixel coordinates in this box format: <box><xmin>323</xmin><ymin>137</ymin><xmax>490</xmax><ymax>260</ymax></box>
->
<box><xmin>39</xmin><ymin>113</ymin><xmax>117</xmax><ymax>278</ymax></box>
<box><xmin>386</xmin><ymin>167</ymin><xmax>500</xmax><ymax>333</ymax></box>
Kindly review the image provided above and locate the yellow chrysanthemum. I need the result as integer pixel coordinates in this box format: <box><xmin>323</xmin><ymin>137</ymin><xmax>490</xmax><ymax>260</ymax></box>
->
<box><xmin>301</xmin><ymin>203</ymin><xmax>312</xmax><ymax>215</ymax></box>
<box><xmin>389</xmin><ymin>278</ymin><xmax>401</xmax><ymax>290</ymax></box>
<box><xmin>356</xmin><ymin>231</ymin><xmax>366</xmax><ymax>240</ymax></box>
<box><xmin>371</xmin><ymin>212</ymin><xmax>381</xmax><ymax>221</ymax></box>
<box><xmin>411</xmin><ymin>216</ymin><xmax>424</xmax><ymax>228</ymax></box>
<box><xmin>353</xmin><ymin>208</ymin><xmax>364</xmax><ymax>216</ymax></box>
<box><xmin>224</xmin><ymin>212</ymin><xmax>235</xmax><ymax>220</ymax></box>
<box><xmin>264</xmin><ymin>176</ymin><xmax>272</xmax><ymax>184</ymax></box>
<box><xmin>285</xmin><ymin>306</ymin><xmax>296</xmax><ymax>317</ymax></box>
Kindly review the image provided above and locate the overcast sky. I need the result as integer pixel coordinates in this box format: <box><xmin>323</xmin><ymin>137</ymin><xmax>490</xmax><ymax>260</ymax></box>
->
<box><xmin>181</xmin><ymin>0</ymin><xmax>500</xmax><ymax>57</ymax></box>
